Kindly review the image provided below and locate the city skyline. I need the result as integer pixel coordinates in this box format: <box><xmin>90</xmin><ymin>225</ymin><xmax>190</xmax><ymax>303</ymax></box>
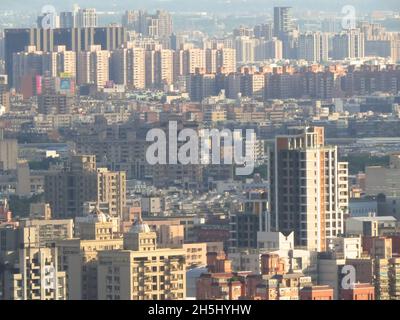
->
<box><xmin>0</xmin><ymin>2</ymin><xmax>400</xmax><ymax>305</ymax></box>
<box><xmin>0</xmin><ymin>0</ymin><xmax>399</xmax><ymax>13</ymax></box>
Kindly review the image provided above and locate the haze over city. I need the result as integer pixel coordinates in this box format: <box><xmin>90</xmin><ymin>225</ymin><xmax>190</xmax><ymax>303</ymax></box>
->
<box><xmin>0</xmin><ymin>0</ymin><xmax>399</xmax><ymax>12</ymax></box>
<box><xmin>0</xmin><ymin>0</ymin><xmax>399</xmax><ymax>306</ymax></box>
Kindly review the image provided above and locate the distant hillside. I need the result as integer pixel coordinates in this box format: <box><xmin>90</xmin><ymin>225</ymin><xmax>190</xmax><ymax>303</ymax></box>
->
<box><xmin>0</xmin><ymin>0</ymin><xmax>399</xmax><ymax>13</ymax></box>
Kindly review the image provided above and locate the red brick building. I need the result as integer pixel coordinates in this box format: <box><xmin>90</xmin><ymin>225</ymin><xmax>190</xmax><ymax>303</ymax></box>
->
<box><xmin>340</xmin><ymin>283</ymin><xmax>375</xmax><ymax>300</ymax></box>
<box><xmin>300</xmin><ymin>285</ymin><xmax>334</xmax><ymax>300</ymax></box>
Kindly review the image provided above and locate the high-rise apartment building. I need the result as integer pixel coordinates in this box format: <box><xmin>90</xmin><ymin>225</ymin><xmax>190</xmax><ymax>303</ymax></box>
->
<box><xmin>274</xmin><ymin>7</ymin><xmax>294</xmax><ymax>37</ymax></box>
<box><xmin>0</xmin><ymin>129</ymin><xmax>17</xmax><ymax>171</ymax></box>
<box><xmin>12</xmin><ymin>46</ymin><xmax>43</xmax><ymax>93</ymax></box>
<box><xmin>122</xmin><ymin>10</ymin><xmax>143</xmax><ymax>31</ymax></box>
<box><xmin>240</xmin><ymin>71</ymin><xmax>265</xmax><ymax>98</ymax></box>
<box><xmin>298</xmin><ymin>32</ymin><xmax>329</xmax><ymax>63</ymax></box>
<box><xmin>332</xmin><ymin>30</ymin><xmax>365</xmax><ymax>60</ymax></box>
<box><xmin>44</xmin><ymin>155</ymin><xmax>97</xmax><ymax>218</ymax></box>
<box><xmin>76</xmin><ymin>8</ymin><xmax>98</xmax><ymax>28</ymax></box>
<box><xmin>44</xmin><ymin>155</ymin><xmax>126</xmax><ymax>219</ymax></box>
<box><xmin>269</xmin><ymin>127</ymin><xmax>348</xmax><ymax>252</ymax></box>
<box><xmin>0</xmin><ymin>226</ymin><xmax>66</xmax><ymax>300</ymax></box>
<box><xmin>281</xmin><ymin>31</ymin><xmax>299</xmax><ymax>59</ymax></box>
<box><xmin>230</xmin><ymin>189</ymin><xmax>269</xmax><ymax>249</ymax></box>
<box><xmin>225</xmin><ymin>73</ymin><xmax>242</xmax><ymax>99</ymax></box>
<box><xmin>57</xmin><ymin>209</ymin><xmax>124</xmax><ymax>300</ymax></box>
<box><xmin>4</xmin><ymin>27</ymin><xmax>127</xmax><ymax>87</ymax></box>
<box><xmin>77</xmin><ymin>45</ymin><xmax>109</xmax><ymax>89</ymax></box>
<box><xmin>145</xmin><ymin>50</ymin><xmax>157</xmax><ymax>88</ymax></box>
<box><xmin>97</xmin><ymin>220</ymin><xmax>186</xmax><ymax>300</ymax></box>
<box><xmin>155</xmin><ymin>10</ymin><xmax>173</xmax><ymax>39</ymax></box>
<box><xmin>110</xmin><ymin>48</ymin><xmax>127</xmax><ymax>87</ymax></box>
<box><xmin>189</xmin><ymin>72</ymin><xmax>217</xmax><ymax>102</ymax></box>
<box><xmin>198</xmin><ymin>47</ymin><xmax>236</xmax><ymax>75</ymax></box>
<box><xmin>235</xmin><ymin>37</ymin><xmax>256</xmax><ymax>64</ymax></box>
<box><xmin>182</xmin><ymin>48</ymin><xmax>206</xmax><ymax>75</ymax></box>
<box><xmin>338</xmin><ymin>162</ymin><xmax>349</xmax><ymax>216</ymax></box>
<box><xmin>219</xmin><ymin>48</ymin><xmax>237</xmax><ymax>74</ymax></box>
<box><xmin>13</xmin><ymin>45</ymin><xmax>76</xmax><ymax>97</ymax></box>
<box><xmin>255</xmin><ymin>38</ymin><xmax>283</xmax><ymax>60</ymax></box>
<box><xmin>59</xmin><ymin>12</ymin><xmax>76</xmax><ymax>28</ymax></box>
<box><xmin>205</xmin><ymin>48</ymin><xmax>218</xmax><ymax>74</ymax></box>
<box><xmin>122</xmin><ymin>10</ymin><xmax>172</xmax><ymax>38</ymax></box>
<box><xmin>0</xmin><ymin>75</ymin><xmax>10</xmax><ymax>114</ymax></box>
<box><xmin>42</xmin><ymin>46</ymin><xmax>76</xmax><ymax>79</ymax></box>
<box><xmin>110</xmin><ymin>46</ymin><xmax>146</xmax><ymax>89</ymax></box>
<box><xmin>254</xmin><ymin>23</ymin><xmax>273</xmax><ymax>40</ymax></box>
<box><xmin>74</xmin><ymin>126</ymin><xmax>150</xmax><ymax>180</ymax></box>
<box><xmin>4</xmin><ymin>29</ymin><xmax>34</xmax><ymax>86</ymax></box>
<box><xmin>96</xmin><ymin>168</ymin><xmax>126</xmax><ymax>219</ymax></box>
<box><xmin>154</xmin><ymin>49</ymin><xmax>174</xmax><ymax>88</ymax></box>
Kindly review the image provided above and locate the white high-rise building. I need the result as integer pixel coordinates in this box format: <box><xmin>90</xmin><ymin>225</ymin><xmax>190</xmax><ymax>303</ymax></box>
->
<box><xmin>269</xmin><ymin>127</ymin><xmax>348</xmax><ymax>252</ymax></box>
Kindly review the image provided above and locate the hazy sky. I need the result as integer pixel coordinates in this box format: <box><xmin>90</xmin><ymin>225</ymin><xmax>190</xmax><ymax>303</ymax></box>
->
<box><xmin>0</xmin><ymin>0</ymin><xmax>399</xmax><ymax>14</ymax></box>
